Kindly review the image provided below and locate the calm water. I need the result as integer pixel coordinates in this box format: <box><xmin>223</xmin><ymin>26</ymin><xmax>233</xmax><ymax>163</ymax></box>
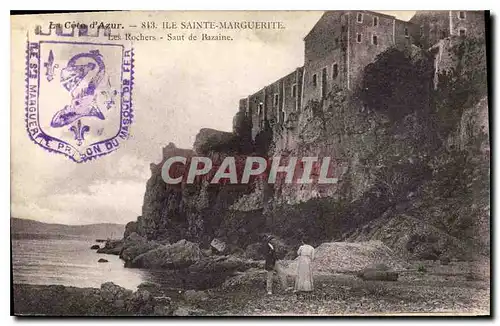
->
<box><xmin>12</xmin><ymin>239</ymin><xmax>173</xmax><ymax>290</ymax></box>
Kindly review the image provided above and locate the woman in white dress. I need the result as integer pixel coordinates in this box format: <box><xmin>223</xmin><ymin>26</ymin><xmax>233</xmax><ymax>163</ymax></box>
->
<box><xmin>294</xmin><ymin>240</ymin><xmax>315</xmax><ymax>292</ymax></box>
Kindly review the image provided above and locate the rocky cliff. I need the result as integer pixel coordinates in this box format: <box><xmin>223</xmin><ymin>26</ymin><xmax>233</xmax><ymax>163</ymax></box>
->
<box><xmin>127</xmin><ymin>36</ymin><xmax>489</xmax><ymax>261</ymax></box>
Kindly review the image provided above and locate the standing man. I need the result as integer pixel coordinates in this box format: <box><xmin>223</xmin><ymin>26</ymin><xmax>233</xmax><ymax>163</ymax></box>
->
<box><xmin>264</xmin><ymin>235</ymin><xmax>290</xmax><ymax>295</ymax></box>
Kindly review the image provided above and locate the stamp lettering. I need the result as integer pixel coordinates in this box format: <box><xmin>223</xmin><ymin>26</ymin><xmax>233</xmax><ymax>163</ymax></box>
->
<box><xmin>25</xmin><ymin>34</ymin><xmax>134</xmax><ymax>163</ymax></box>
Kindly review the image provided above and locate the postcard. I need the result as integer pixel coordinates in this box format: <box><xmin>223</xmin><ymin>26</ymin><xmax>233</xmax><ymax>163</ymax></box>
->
<box><xmin>11</xmin><ymin>10</ymin><xmax>490</xmax><ymax>316</ymax></box>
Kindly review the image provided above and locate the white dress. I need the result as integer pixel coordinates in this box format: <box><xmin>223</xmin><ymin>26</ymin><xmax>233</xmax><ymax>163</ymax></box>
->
<box><xmin>294</xmin><ymin>244</ymin><xmax>315</xmax><ymax>292</ymax></box>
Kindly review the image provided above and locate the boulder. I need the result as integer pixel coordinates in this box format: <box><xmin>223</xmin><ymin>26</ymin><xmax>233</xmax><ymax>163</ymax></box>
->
<box><xmin>284</xmin><ymin>241</ymin><xmax>407</xmax><ymax>275</ymax></box>
<box><xmin>221</xmin><ymin>268</ymin><xmax>265</xmax><ymax>290</ymax></box>
<box><xmin>364</xmin><ymin>263</ymin><xmax>390</xmax><ymax>271</ymax></box>
<box><xmin>226</xmin><ymin>245</ymin><xmax>245</xmax><ymax>257</ymax></box>
<box><xmin>173</xmin><ymin>306</ymin><xmax>206</xmax><ymax>316</ymax></box>
<box><xmin>124</xmin><ymin>221</ymin><xmax>138</xmax><ymax>239</ymax></box>
<box><xmin>126</xmin><ymin>289</ymin><xmax>154</xmax><ymax>315</ymax></box>
<box><xmin>358</xmin><ymin>270</ymin><xmax>399</xmax><ymax>281</ymax></box>
<box><xmin>90</xmin><ymin>245</ymin><xmax>100</xmax><ymax>250</ymax></box>
<box><xmin>183</xmin><ymin>290</ymin><xmax>209</xmax><ymax>303</ymax></box>
<box><xmin>98</xmin><ymin>258</ymin><xmax>109</xmax><ymax>263</ymax></box>
<box><xmin>120</xmin><ymin>232</ymin><xmax>161</xmax><ymax>264</ymax></box>
<box><xmin>412</xmin><ymin>242</ymin><xmax>442</xmax><ymax>261</ymax></box>
<box><xmin>357</xmin><ymin>262</ymin><xmax>399</xmax><ymax>281</ymax></box>
<box><xmin>96</xmin><ymin>239</ymin><xmax>123</xmax><ymax>255</ymax></box>
<box><xmin>131</xmin><ymin>239</ymin><xmax>202</xmax><ymax>269</ymax></box>
<box><xmin>210</xmin><ymin>238</ymin><xmax>227</xmax><ymax>254</ymax></box>
<box><xmin>153</xmin><ymin>296</ymin><xmax>173</xmax><ymax>316</ymax></box>
<box><xmin>137</xmin><ymin>281</ymin><xmax>163</xmax><ymax>296</ymax></box>
<box><xmin>100</xmin><ymin>282</ymin><xmax>133</xmax><ymax>309</ymax></box>
<box><xmin>188</xmin><ymin>256</ymin><xmax>263</xmax><ymax>274</ymax></box>
<box><xmin>124</xmin><ymin>232</ymin><xmax>146</xmax><ymax>245</ymax></box>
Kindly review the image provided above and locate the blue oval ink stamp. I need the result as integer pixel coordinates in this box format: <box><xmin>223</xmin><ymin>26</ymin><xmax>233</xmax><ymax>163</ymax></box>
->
<box><xmin>26</xmin><ymin>25</ymin><xmax>134</xmax><ymax>162</ymax></box>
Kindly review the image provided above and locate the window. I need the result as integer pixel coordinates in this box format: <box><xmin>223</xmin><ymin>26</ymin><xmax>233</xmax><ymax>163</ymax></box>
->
<box><xmin>291</xmin><ymin>84</ymin><xmax>297</xmax><ymax>98</ymax></box>
<box><xmin>404</xmin><ymin>27</ymin><xmax>409</xmax><ymax>38</ymax></box>
<box><xmin>312</xmin><ymin>74</ymin><xmax>317</xmax><ymax>87</ymax></box>
<box><xmin>277</xmin><ymin>106</ymin><xmax>283</xmax><ymax>123</ymax></box>
<box><xmin>332</xmin><ymin>63</ymin><xmax>339</xmax><ymax>79</ymax></box>
<box><xmin>357</xmin><ymin>13</ymin><xmax>363</xmax><ymax>23</ymax></box>
<box><xmin>372</xmin><ymin>34</ymin><xmax>378</xmax><ymax>45</ymax></box>
<box><xmin>335</xmin><ymin>37</ymin><xmax>339</xmax><ymax>47</ymax></box>
<box><xmin>321</xmin><ymin>67</ymin><xmax>327</xmax><ymax>99</ymax></box>
<box><xmin>459</xmin><ymin>28</ymin><xmax>467</xmax><ymax>37</ymax></box>
<box><xmin>373</xmin><ymin>16</ymin><xmax>378</xmax><ymax>27</ymax></box>
<box><xmin>420</xmin><ymin>25</ymin><xmax>424</xmax><ymax>36</ymax></box>
<box><xmin>458</xmin><ymin>11</ymin><xmax>466</xmax><ymax>20</ymax></box>
<box><xmin>258</xmin><ymin>103</ymin><xmax>264</xmax><ymax>119</ymax></box>
<box><xmin>357</xmin><ymin>33</ymin><xmax>362</xmax><ymax>43</ymax></box>
<box><xmin>273</xmin><ymin>94</ymin><xmax>279</xmax><ymax>107</ymax></box>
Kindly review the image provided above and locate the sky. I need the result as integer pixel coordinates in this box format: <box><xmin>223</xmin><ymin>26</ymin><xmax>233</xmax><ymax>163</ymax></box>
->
<box><xmin>11</xmin><ymin>11</ymin><xmax>416</xmax><ymax>225</ymax></box>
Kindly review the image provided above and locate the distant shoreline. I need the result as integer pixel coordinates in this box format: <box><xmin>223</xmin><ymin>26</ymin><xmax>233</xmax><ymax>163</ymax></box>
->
<box><xmin>11</xmin><ymin>217</ymin><xmax>125</xmax><ymax>241</ymax></box>
<box><xmin>11</xmin><ymin>233</ymin><xmax>105</xmax><ymax>241</ymax></box>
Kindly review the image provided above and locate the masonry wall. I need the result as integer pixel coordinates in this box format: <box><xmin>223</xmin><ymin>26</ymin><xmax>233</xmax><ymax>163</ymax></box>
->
<box><xmin>241</xmin><ymin>10</ymin><xmax>458</xmax><ymax>141</ymax></box>
<box><xmin>410</xmin><ymin>11</ymin><xmax>486</xmax><ymax>50</ymax></box>
<box><xmin>302</xmin><ymin>11</ymin><xmax>348</xmax><ymax>107</ymax></box>
<box><xmin>247</xmin><ymin>89</ymin><xmax>266</xmax><ymax>140</ymax></box>
<box><xmin>264</xmin><ymin>82</ymin><xmax>280</xmax><ymax>125</ymax></box>
<box><xmin>242</xmin><ymin>67</ymin><xmax>304</xmax><ymax>141</ymax></box>
<box><xmin>281</xmin><ymin>68</ymin><xmax>303</xmax><ymax>117</ymax></box>
<box><xmin>450</xmin><ymin>11</ymin><xmax>485</xmax><ymax>39</ymax></box>
<box><xmin>410</xmin><ymin>11</ymin><xmax>451</xmax><ymax>49</ymax></box>
<box><xmin>394</xmin><ymin>20</ymin><xmax>418</xmax><ymax>49</ymax></box>
<box><xmin>238</xmin><ymin>98</ymin><xmax>247</xmax><ymax>114</ymax></box>
<box><xmin>348</xmin><ymin>11</ymin><xmax>399</xmax><ymax>90</ymax></box>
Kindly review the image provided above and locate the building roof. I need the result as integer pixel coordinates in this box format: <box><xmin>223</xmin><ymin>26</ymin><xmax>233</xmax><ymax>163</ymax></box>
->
<box><xmin>304</xmin><ymin>10</ymin><xmax>414</xmax><ymax>41</ymax></box>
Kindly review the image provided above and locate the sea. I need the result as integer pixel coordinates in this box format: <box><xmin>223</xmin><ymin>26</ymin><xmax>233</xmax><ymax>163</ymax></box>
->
<box><xmin>11</xmin><ymin>238</ymin><xmax>202</xmax><ymax>291</ymax></box>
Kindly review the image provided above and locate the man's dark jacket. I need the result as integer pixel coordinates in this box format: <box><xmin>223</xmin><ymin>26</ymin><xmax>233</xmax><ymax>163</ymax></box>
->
<box><xmin>264</xmin><ymin>242</ymin><xmax>277</xmax><ymax>271</ymax></box>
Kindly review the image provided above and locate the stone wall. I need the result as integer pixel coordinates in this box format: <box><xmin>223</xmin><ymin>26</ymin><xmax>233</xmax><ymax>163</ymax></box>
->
<box><xmin>410</xmin><ymin>11</ymin><xmax>485</xmax><ymax>49</ymax></box>
<box><xmin>303</xmin><ymin>11</ymin><xmax>347</xmax><ymax>105</ymax></box>
<box><xmin>410</xmin><ymin>11</ymin><xmax>451</xmax><ymax>49</ymax></box>
<box><xmin>450</xmin><ymin>11</ymin><xmax>485</xmax><ymax>39</ymax></box>
<box><xmin>348</xmin><ymin>13</ymin><xmax>415</xmax><ymax>90</ymax></box>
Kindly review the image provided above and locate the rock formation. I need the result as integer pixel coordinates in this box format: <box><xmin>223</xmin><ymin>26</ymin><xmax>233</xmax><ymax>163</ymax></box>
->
<box><xmin>125</xmin><ymin>36</ymin><xmax>489</xmax><ymax>263</ymax></box>
<box><xmin>13</xmin><ymin>282</ymin><xmax>174</xmax><ymax>316</ymax></box>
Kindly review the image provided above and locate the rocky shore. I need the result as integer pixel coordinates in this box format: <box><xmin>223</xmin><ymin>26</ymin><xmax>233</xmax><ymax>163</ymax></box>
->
<box><xmin>14</xmin><ymin>235</ymin><xmax>490</xmax><ymax>316</ymax></box>
<box><xmin>13</xmin><ymin>258</ymin><xmax>489</xmax><ymax>316</ymax></box>
<box><xmin>13</xmin><ymin>282</ymin><xmax>174</xmax><ymax>316</ymax></box>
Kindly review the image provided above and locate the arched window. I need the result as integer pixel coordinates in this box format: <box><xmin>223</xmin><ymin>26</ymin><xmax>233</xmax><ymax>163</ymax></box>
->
<box><xmin>357</xmin><ymin>13</ymin><xmax>363</xmax><ymax>23</ymax></box>
<box><xmin>332</xmin><ymin>63</ymin><xmax>339</xmax><ymax>79</ymax></box>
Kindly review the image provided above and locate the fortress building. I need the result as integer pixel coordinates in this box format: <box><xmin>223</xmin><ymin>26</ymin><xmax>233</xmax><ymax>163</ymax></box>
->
<box><xmin>410</xmin><ymin>11</ymin><xmax>486</xmax><ymax>49</ymax></box>
<box><xmin>238</xmin><ymin>10</ymin><xmax>486</xmax><ymax>141</ymax></box>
